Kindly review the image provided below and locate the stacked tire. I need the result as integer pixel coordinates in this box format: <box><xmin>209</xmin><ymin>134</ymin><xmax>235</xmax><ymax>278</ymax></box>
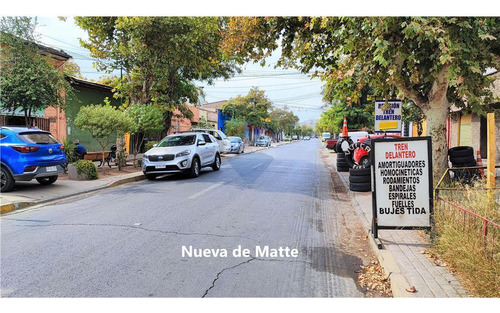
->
<box><xmin>349</xmin><ymin>167</ymin><xmax>371</xmax><ymax>192</ymax></box>
<box><xmin>336</xmin><ymin>152</ymin><xmax>350</xmax><ymax>172</ymax></box>
<box><xmin>448</xmin><ymin>146</ymin><xmax>479</xmax><ymax>183</ymax></box>
<box><xmin>336</xmin><ymin>137</ymin><xmax>353</xmax><ymax>172</ymax></box>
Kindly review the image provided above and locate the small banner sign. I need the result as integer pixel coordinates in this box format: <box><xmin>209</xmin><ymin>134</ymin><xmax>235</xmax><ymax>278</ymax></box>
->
<box><xmin>371</xmin><ymin>137</ymin><xmax>433</xmax><ymax>238</ymax></box>
<box><xmin>375</xmin><ymin>99</ymin><xmax>402</xmax><ymax>132</ymax></box>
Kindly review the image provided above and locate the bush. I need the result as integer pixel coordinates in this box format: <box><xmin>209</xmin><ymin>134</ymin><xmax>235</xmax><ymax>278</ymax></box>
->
<box><xmin>62</xmin><ymin>138</ymin><xmax>77</xmax><ymax>163</ymax></box>
<box><xmin>145</xmin><ymin>141</ymin><xmax>158</xmax><ymax>151</ymax></box>
<box><xmin>433</xmin><ymin>182</ymin><xmax>500</xmax><ymax>297</ymax></box>
<box><xmin>73</xmin><ymin>160</ymin><xmax>98</xmax><ymax>180</ymax></box>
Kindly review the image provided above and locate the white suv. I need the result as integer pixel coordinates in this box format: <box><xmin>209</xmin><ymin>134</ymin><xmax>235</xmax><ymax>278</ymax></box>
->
<box><xmin>191</xmin><ymin>129</ymin><xmax>231</xmax><ymax>153</ymax></box>
<box><xmin>142</xmin><ymin>132</ymin><xmax>221</xmax><ymax>180</ymax></box>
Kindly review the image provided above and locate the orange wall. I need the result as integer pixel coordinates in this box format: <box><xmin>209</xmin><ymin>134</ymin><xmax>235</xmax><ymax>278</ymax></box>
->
<box><xmin>169</xmin><ymin>105</ymin><xmax>200</xmax><ymax>133</ymax></box>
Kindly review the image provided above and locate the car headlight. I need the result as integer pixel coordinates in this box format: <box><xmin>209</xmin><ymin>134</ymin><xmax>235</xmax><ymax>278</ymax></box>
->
<box><xmin>143</xmin><ymin>155</ymin><xmax>149</xmax><ymax>160</ymax></box>
<box><xmin>175</xmin><ymin>149</ymin><xmax>191</xmax><ymax>158</ymax></box>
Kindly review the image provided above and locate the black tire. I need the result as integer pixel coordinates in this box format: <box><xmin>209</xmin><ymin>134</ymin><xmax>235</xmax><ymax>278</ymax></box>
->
<box><xmin>212</xmin><ymin>153</ymin><xmax>221</xmax><ymax>171</ymax></box>
<box><xmin>36</xmin><ymin>176</ymin><xmax>58</xmax><ymax>185</ymax></box>
<box><xmin>337</xmin><ymin>166</ymin><xmax>350</xmax><ymax>172</ymax></box>
<box><xmin>349</xmin><ymin>167</ymin><xmax>371</xmax><ymax>176</ymax></box>
<box><xmin>1</xmin><ymin>167</ymin><xmax>15</xmax><ymax>192</ymax></box>
<box><xmin>145</xmin><ymin>173</ymin><xmax>157</xmax><ymax>180</ymax></box>
<box><xmin>452</xmin><ymin>160</ymin><xmax>477</xmax><ymax>168</ymax></box>
<box><xmin>335</xmin><ymin>141</ymin><xmax>342</xmax><ymax>153</ymax></box>
<box><xmin>449</xmin><ymin>155</ymin><xmax>475</xmax><ymax>164</ymax></box>
<box><xmin>188</xmin><ymin>157</ymin><xmax>201</xmax><ymax>178</ymax></box>
<box><xmin>349</xmin><ymin>175</ymin><xmax>371</xmax><ymax>183</ymax></box>
<box><xmin>448</xmin><ymin>146</ymin><xmax>474</xmax><ymax>158</ymax></box>
<box><xmin>337</xmin><ymin>152</ymin><xmax>346</xmax><ymax>160</ymax></box>
<box><xmin>344</xmin><ymin>151</ymin><xmax>355</xmax><ymax>168</ymax></box>
<box><xmin>350</xmin><ymin>182</ymin><xmax>371</xmax><ymax>192</ymax></box>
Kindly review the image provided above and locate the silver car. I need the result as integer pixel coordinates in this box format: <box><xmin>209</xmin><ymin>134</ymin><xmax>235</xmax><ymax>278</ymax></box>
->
<box><xmin>191</xmin><ymin>129</ymin><xmax>231</xmax><ymax>153</ymax></box>
<box><xmin>228</xmin><ymin>136</ymin><xmax>244</xmax><ymax>154</ymax></box>
<box><xmin>255</xmin><ymin>135</ymin><xmax>271</xmax><ymax>147</ymax></box>
<box><xmin>142</xmin><ymin>132</ymin><xmax>221</xmax><ymax>180</ymax></box>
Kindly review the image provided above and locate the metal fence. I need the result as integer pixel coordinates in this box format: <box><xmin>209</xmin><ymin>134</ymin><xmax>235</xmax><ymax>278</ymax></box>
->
<box><xmin>434</xmin><ymin>166</ymin><xmax>500</xmax><ymax>258</ymax></box>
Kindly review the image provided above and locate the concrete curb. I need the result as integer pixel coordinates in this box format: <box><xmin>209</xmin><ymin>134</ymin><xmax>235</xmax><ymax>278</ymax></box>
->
<box><xmin>1</xmin><ymin>173</ymin><xmax>146</xmax><ymax>215</ymax></box>
<box><xmin>330</xmin><ymin>152</ymin><xmax>413</xmax><ymax>298</ymax></box>
<box><xmin>1</xmin><ymin>201</ymin><xmax>36</xmax><ymax>214</ymax></box>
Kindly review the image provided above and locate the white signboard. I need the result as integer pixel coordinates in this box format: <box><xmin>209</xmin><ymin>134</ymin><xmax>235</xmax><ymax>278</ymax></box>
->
<box><xmin>375</xmin><ymin>100</ymin><xmax>402</xmax><ymax>132</ymax></box>
<box><xmin>372</xmin><ymin>137</ymin><xmax>433</xmax><ymax>233</ymax></box>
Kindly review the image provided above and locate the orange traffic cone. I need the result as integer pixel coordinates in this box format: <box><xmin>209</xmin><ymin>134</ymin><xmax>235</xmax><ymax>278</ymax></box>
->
<box><xmin>342</xmin><ymin>117</ymin><xmax>348</xmax><ymax>137</ymax></box>
<box><xmin>476</xmin><ymin>150</ymin><xmax>485</xmax><ymax>179</ymax></box>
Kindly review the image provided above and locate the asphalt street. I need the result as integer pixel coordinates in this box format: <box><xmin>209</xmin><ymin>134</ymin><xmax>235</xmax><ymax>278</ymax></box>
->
<box><xmin>1</xmin><ymin>139</ymin><xmax>366</xmax><ymax>297</ymax></box>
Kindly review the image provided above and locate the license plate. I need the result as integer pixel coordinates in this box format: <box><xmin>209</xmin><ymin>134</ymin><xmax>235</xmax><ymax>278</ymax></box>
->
<box><xmin>46</xmin><ymin>166</ymin><xmax>57</xmax><ymax>172</ymax></box>
<box><xmin>155</xmin><ymin>164</ymin><xmax>165</xmax><ymax>169</ymax></box>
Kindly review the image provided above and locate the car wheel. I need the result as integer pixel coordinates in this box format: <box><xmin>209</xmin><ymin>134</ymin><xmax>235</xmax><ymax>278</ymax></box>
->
<box><xmin>212</xmin><ymin>153</ymin><xmax>221</xmax><ymax>171</ymax></box>
<box><xmin>145</xmin><ymin>173</ymin><xmax>157</xmax><ymax>180</ymax></box>
<box><xmin>1</xmin><ymin>167</ymin><xmax>15</xmax><ymax>192</ymax></box>
<box><xmin>358</xmin><ymin>156</ymin><xmax>371</xmax><ymax>168</ymax></box>
<box><xmin>36</xmin><ymin>176</ymin><xmax>58</xmax><ymax>185</ymax></box>
<box><xmin>189</xmin><ymin>157</ymin><xmax>201</xmax><ymax>178</ymax></box>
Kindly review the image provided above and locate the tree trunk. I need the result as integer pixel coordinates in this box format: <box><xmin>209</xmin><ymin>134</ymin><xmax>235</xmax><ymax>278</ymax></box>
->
<box><xmin>116</xmin><ymin>135</ymin><xmax>126</xmax><ymax>171</ymax></box>
<box><xmin>423</xmin><ymin>97</ymin><xmax>449</xmax><ymax>187</ymax></box>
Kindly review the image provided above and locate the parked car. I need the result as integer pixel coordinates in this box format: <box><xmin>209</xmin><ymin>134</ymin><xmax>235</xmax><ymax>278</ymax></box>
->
<box><xmin>352</xmin><ymin>133</ymin><xmax>403</xmax><ymax>167</ymax></box>
<box><xmin>292</xmin><ymin>135</ymin><xmax>298</xmax><ymax>140</ymax></box>
<box><xmin>326</xmin><ymin>139</ymin><xmax>338</xmax><ymax>151</ymax></box>
<box><xmin>0</xmin><ymin>126</ymin><xmax>67</xmax><ymax>192</ymax></box>
<box><xmin>142</xmin><ymin>132</ymin><xmax>220</xmax><ymax>180</ymax></box>
<box><xmin>321</xmin><ymin>132</ymin><xmax>331</xmax><ymax>142</ymax></box>
<box><xmin>256</xmin><ymin>135</ymin><xmax>272</xmax><ymax>147</ymax></box>
<box><xmin>228</xmin><ymin>136</ymin><xmax>244</xmax><ymax>154</ymax></box>
<box><xmin>304</xmin><ymin>136</ymin><xmax>311</xmax><ymax>140</ymax></box>
<box><xmin>191</xmin><ymin>129</ymin><xmax>231</xmax><ymax>153</ymax></box>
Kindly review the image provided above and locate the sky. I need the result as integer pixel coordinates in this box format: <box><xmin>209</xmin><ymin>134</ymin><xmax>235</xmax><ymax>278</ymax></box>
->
<box><xmin>35</xmin><ymin>17</ymin><xmax>326</xmax><ymax>124</ymax></box>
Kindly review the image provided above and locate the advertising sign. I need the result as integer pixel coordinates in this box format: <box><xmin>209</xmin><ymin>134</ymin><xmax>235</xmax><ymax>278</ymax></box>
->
<box><xmin>375</xmin><ymin>99</ymin><xmax>402</xmax><ymax>132</ymax></box>
<box><xmin>371</xmin><ymin>137</ymin><xmax>433</xmax><ymax>238</ymax></box>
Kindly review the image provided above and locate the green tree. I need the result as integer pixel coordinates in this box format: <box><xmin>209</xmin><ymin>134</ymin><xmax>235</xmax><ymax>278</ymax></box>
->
<box><xmin>0</xmin><ymin>17</ymin><xmax>72</xmax><ymax>126</ymax></box>
<box><xmin>74</xmin><ymin>99</ymin><xmax>134</xmax><ymax>173</ymax></box>
<box><xmin>74</xmin><ymin>17</ymin><xmax>239</xmax><ymax>133</ymax></box>
<box><xmin>224</xmin><ymin>119</ymin><xmax>247</xmax><ymax>140</ymax></box>
<box><xmin>221</xmin><ymin>87</ymin><xmax>272</xmax><ymax>141</ymax></box>
<box><xmin>194</xmin><ymin>116</ymin><xmax>214</xmax><ymax>129</ymax></box>
<box><xmin>126</xmin><ymin>103</ymin><xmax>164</xmax><ymax>167</ymax></box>
<box><xmin>223</xmin><ymin>17</ymin><xmax>500</xmax><ymax>183</ymax></box>
<box><xmin>268</xmin><ymin>106</ymin><xmax>299</xmax><ymax>140</ymax></box>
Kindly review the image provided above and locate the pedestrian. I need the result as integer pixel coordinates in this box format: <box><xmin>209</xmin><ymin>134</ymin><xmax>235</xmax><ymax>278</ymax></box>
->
<box><xmin>73</xmin><ymin>139</ymin><xmax>87</xmax><ymax>160</ymax></box>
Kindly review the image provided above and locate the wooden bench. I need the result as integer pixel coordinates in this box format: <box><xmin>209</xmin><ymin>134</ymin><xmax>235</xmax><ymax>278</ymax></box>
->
<box><xmin>83</xmin><ymin>152</ymin><xmax>112</xmax><ymax>168</ymax></box>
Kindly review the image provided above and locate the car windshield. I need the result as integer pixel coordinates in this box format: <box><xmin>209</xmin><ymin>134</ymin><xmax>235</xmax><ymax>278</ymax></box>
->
<box><xmin>158</xmin><ymin>135</ymin><xmax>195</xmax><ymax>147</ymax></box>
<box><xmin>258</xmin><ymin>136</ymin><xmax>266</xmax><ymax>140</ymax></box>
<box><xmin>19</xmin><ymin>132</ymin><xmax>58</xmax><ymax>144</ymax></box>
<box><xmin>229</xmin><ymin>138</ymin><xmax>240</xmax><ymax>143</ymax></box>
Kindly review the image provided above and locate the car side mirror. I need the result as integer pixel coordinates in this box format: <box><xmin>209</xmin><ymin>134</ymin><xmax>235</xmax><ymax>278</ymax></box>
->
<box><xmin>153</xmin><ymin>144</ymin><xmax>158</xmax><ymax>147</ymax></box>
<box><xmin>198</xmin><ymin>140</ymin><xmax>206</xmax><ymax>146</ymax></box>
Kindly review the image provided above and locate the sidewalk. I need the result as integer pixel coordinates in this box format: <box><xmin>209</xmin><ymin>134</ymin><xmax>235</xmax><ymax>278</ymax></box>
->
<box><xmin>323</xmin><ymin>149</ymin><xmax>469</xmax><ymax>298</ymax></box>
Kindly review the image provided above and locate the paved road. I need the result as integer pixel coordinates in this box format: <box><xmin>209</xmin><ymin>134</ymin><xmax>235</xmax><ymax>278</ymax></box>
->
<box><xmin>1</xmin><ymin>139</ymin><xmax>365</xmax><ymax>297</ymax></box>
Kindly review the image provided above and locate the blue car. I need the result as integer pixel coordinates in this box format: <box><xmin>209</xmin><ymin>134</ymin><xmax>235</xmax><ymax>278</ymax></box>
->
<box><xmin>0</xmin><ymin>126</ymin><xmax>67</xmax><ymax>192</ymax></box>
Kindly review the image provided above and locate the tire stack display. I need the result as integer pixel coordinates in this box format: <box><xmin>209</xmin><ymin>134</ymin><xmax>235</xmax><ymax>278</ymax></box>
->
<box><xmin>349</xmin><ymin>167</ymin><xmax>371</xmax><ymax>192</ymax></box>
<box><xmin>336</xmin><ymin>151</ymin><xmax>350</xmax><ymax>172</ymax></box>
<box><xmin>335</xmin><ymin>138</ymin><xmax>353</xmax><ymax>172</ymax></box>
<box><xmin>448</xmin><ymin>146</ymin><xmax>480</xmax><ymax>183</ymax></box>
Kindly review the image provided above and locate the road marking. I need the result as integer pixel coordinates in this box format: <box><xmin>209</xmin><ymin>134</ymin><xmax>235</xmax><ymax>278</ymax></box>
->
<box><xmin>251</xmin><ymin>163</ymin><xmax>263</xmax><ymax>170</ymax></box>
<box><xmin>189</xmin><ymin>182</ymin><xmax>224</xmax><ymax>199</ymax></box>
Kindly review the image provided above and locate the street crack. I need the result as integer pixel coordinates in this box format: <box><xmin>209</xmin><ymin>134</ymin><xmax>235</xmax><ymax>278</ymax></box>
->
<box><xmin>13</xmin><ymin>223</ymin><xmax>262</xmax><ymax>244</ymax></box>
<box><xmin>202</xmin><ymin>258</ymin><xmax>256</xmax><ymax>298</ymax></box>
